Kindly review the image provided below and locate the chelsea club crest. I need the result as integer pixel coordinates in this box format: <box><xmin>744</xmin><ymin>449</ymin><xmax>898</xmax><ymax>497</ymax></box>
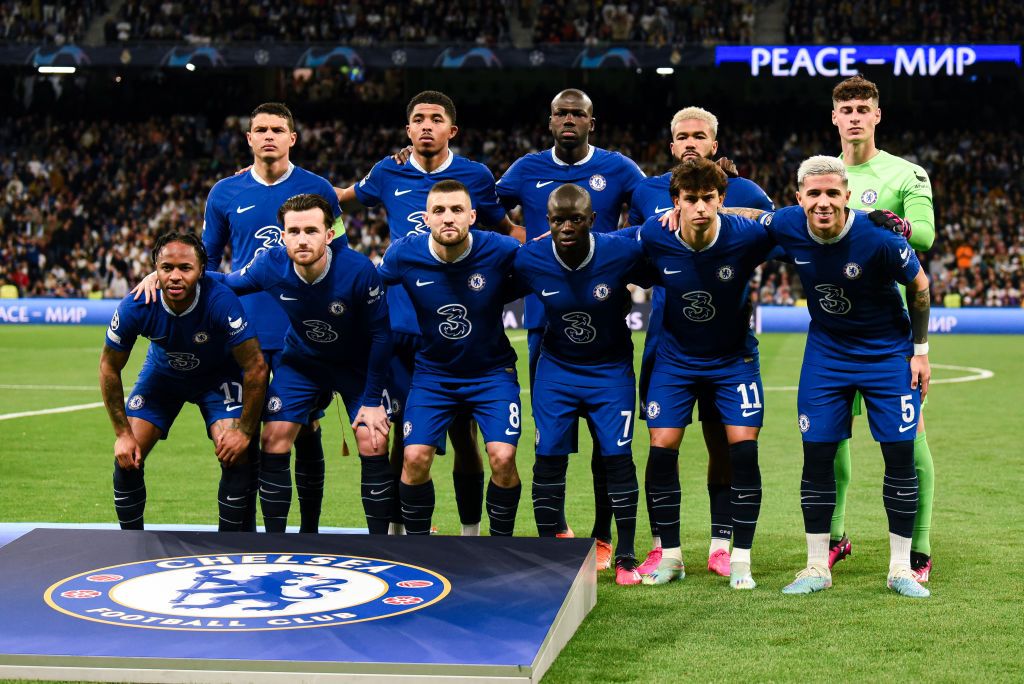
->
<box><xmin>860</xmin><ymin>189</ymin><xmax>878</xmax><ymax>206</ymax></box>
<box><xmin>843</xmin><ymin>262</ymin><xmax>863</xmax><ymax>280</ymax></box>
<box><xmin>46</xmin><ymin>553</ymin><xmax>450</xmax><ymax>631</ymax></box>
<box><xmin>592</xmin><ymin>283</ymin><xmax>610</xmax><ymax>301</ymax></box>
<box><xmin>588</xmin><ymin>174</ymin><xmax>606</xmax><ymax>191</ymax></box>
<box><xmin>468</xmin><ymin>273</ymin><xmax>486</xmax><ymax>291</ymax></box>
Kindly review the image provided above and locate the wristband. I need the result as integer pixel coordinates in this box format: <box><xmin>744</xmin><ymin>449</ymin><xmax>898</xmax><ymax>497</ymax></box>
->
<box><xmin>914</xmin><ymin>342</ymin><xmax>929</xmax><ymax>356</ymax></box>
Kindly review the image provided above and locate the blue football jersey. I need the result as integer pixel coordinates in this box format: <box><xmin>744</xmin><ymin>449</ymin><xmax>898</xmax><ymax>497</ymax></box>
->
<box><xmin>379</xmin><ymin>230</ymin><xmax>519</xmax><ymax>378</ymax></box>
<box><xmin>496</xmin><ymin>145</ymin><xmax>645</xmax><ymax>329</ymax></box>
<box><xmin>202</xmin><ymin>163</ymin><xmax>342</xmax><ymax>351</ymax></box>
<box><xmin>105</xmin><ymin>276</ymin><xmax>255</xmax><ymax>379</ymax></box>
<box><xmin>217</xmin><ymin>242</ymin><xmax>390</xmax><ymax>405</ymax></box>
<box><xmin>759</xmin><ymin>206</ymin><xmax>921</xmax><ymax>363</ymax></box>
<box><xmin>628</xmin><ymin>173</ymin><xmax>775</xmax><ymax>224</ymax></box>
<box><xmin>355</xmin><ymin>152</ymin><xmax>506</xmax><ymax>337</ymax></box>
<box><xmin>639</xmin><ymin>213</ymin><xmax>776</xmax><ymax>371</ymax></box>
<box><xmin>512</xmin><ymin>232</ymin><xmax>647</xmax><ymax>386</ymax></box>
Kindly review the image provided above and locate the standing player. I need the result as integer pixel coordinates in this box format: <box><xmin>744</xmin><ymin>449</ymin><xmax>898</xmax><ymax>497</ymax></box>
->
<box><xmin>513</xmin><ymin>184</ymin><xmax>649</xmax><ymax>585</ymax></box>
<box><xmin>743</xmin><ymin>156</ymin><xmax>930</xmax><ymax>598</ymax></box>
<box><xmin>203</xmin><ymin>102</ymin><xmax>343</xmax><ymax>534</ymax></box>
<box><xmin>636</xmin><ymin>159</ymin><xmax>775</xmax><ymax>589</ymax></box>
<box><xmin>101</xmin><ymin>233</ymin><xmax>268</xmax><ymax>531</ymax></box>
<box><xmin>496</xmin><ymin>88</ymin><xmax>645</xmax><ymax>561</ymax></box>
<box><xmin>336</xmin><ymin>91</ymin><xmax>521</xmax><ymax>536</ymax></box>
<box><xmin>629</xmin><ymin>106</ymin><xmax>775</xmax><ymax>578</ymax></box>
<box><xmin>379</xmin><ymin>180</ymin><xmax>523</xmax><ymax>537</ymax></box>
<box><xmin>828</xmin><ymin>76</ymin><xmax>937</xmax><ymax>581</ymax></box>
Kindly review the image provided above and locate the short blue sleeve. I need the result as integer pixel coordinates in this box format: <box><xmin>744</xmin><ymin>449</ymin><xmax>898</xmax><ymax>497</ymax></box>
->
<box><xmin>104</xmin><ymin>298</ymin><xmax>141</xmax><ymax>352</ymax></box>
<box><xmin>354</xmin><ymin>159</ymin><xmax>386</xmax><ymax>207</ymax></box>
<box><xmin>495</xmin><ymin>157</ymin><xmax>524</xmax><ymax>210</ymax></box>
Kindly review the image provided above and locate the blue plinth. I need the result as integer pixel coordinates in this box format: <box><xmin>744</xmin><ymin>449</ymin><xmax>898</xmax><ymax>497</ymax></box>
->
<box><xmin>0</xmin><ymin>529</ymin><xmax>596</xmax><ymax>682</ymax></box>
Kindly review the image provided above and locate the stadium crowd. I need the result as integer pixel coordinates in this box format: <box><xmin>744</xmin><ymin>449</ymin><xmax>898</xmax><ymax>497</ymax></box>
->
<box><xmin>106</xmin><ymin>0</ymin><xmax>511</xmax><ymax>45</ymax></box>
<box><xmin>531</xmin><ymin>0</ymin><xmax>758</xmax><ymax>45</ymax></box>
<box><xmin>0</xmin><ymin>0</ymin><xmax>105</xmax><ymax>44</ymax></box>
<box><xmin>0</xmin><ymin>115</ymin><xmax>1020</xmax><ymax>307</ymax></box>
<box><xmin>784</xmin><ymin>0</ymin><xmax>1024</xmax><ymax>44</ymax></box>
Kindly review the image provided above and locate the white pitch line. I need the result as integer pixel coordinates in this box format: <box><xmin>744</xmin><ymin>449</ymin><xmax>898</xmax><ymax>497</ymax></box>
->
<box><xmin>764</xmin><ymin>363</ymin><xmax>994</xmax><ymax>391</ymax></box>
<box><xmin>0</xmin><ymin>383</ymin><xmax>97</xmax><ymax>391</ymax></box>
<box><xmin>0</xmin><ymin>402</ymin><xmax>105</xmax><ymax>421</ymax></box>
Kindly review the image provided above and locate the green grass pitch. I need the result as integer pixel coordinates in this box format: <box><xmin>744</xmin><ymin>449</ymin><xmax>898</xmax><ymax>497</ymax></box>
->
<box><xmin>0</xmin><ymin>325</ymin><xmax>1021</xmax><ymax>682</ymax></box>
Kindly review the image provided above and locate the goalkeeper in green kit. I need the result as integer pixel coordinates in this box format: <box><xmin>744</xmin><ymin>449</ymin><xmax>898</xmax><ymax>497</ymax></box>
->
<box><xmin>827</xmin><ymin>75</ymin><xmax>936</xmax><ymax>582</ymax></box>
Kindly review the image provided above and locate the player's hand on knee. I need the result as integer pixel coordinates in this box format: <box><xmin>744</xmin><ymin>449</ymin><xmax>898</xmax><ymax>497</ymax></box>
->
<box><xmin>392</xmin><ymin>145</ymin><xmax>413</xmax><ymax>165</ymax></box>
<box><xmin>353</xmin><ymin>405</ymin><xmax>390</xmax><ymax>451</ymax></box>
<box><xmin>130</xmin><ymin>271</ymin><xmax>160</xmax><ymax>303</ymax></box>
<box><xmin>657</xmin><ymin>206</ymin><xmax>681</xmax><ymax>232</ymax></box>
<box><xmin>911</xmin><ymin>353</ymin><xmax>931</xmax><ymax>398</ymax></box>
<box><xmin>114</xmin><ymin>434</ymin><xmax>142</xmax><ymax>470</ymax></box>
<box><xmin>215</xmin><ymin>426</ymin><xmax>251</xmax><ymax>466</ymax></box>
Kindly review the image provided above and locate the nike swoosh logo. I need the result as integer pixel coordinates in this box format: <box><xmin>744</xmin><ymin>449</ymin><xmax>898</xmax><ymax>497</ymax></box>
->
<box><xmin>900</xmin><ymin>248</ymin><xmax>911</xmax><ymax>260</ymax></box>
<box><xmin>611</xmin><ymin>497</ymin><xmax>628</xmax><ymax>503</ymax></box>
<box><xmin>226</xmin><ymin>495</ymin><xmax>246</xmax><ymax>501</ymax></box>
<box><xmin>114</xmin><ymin>496</ymin><xmax>130</xmax><ymax>501</ymax></box>
<box><xmin>653</xmin><ymin>206</ymin><xmax>671</xmax><ymax>214</ymax></box>
<box><xmin>794</xmin><ymin>259</ymin><xmax>811</xmax><ymax>265</ymax></box>
<box><xmin>368</xmin><ymin>287</ymin><xmax>381</xmax><ymax>297</ymax></box>
<box><xmin>279</xmin><ymin>294</ymin><xmax>298</xmax><ymax>301</ymax></box>
<box><xmin>737</xmin><ymin>493</ymin><xmax>757</xmax><ymax>499</ymax></box>
<box><xmin>236</xmin><ymin>205</ymin><xmax>256</xmax><ymax>214</ymax></box>
<box><xmin>535</xmin><ymin>181</ymin><xmax>555</xmax><ymax>188</ymax></box>
<box><xmin>663</xmin><ymin>268</ymin><xmax>681</xmax><ymax>275</ymax></box>
<box><xmin>617</xmin><ymin>438</ymin><xmax>632</xmax><ymax>447</ymax></box>
<box><xmin>225</xmin><ymin>405</ymin><xmax>241</xmax><ymax>412</ymax></box>
<box><xmin>148</xmin><ymin>336</ymin><xmax>167</xmax><ymax>341</ymax></box>
<box><xmin>899</xmin><ymin>423</ymin><xmax>917</xmax><ymax>433</ymax></box>
<box><xmin>370</xmin><ymin>488</ymin><xmax>389</xmax><ymax>496</ymax></box>
<box><xmin>652</xmin><ymin>496</ymin><xmax>668</xmax><ymax>503</ymax></box>
<box><xmin>415</xmin><ymin>279</ymin><xmax>434</xmax><ymax>287</ymax></box>
<box><xmin>896</xmin><ymin>490</ymin><xmax>915</xmax><ymax>496</ymax></box>
<box><xmin>505</xmin><ymin>429</ymin><xmax>519</xmax><ymax>436</ymax></box>
<box><xmin>800</xmin><ymin>495</ymin><xmax>817</xmax><ymax>500</ymax></box>
<box><xmin>741</xmin><ymin>409</ymin><xmax>761</xmax><ymax>417</ymax></box>
<box><xmin>541</xmin><ymin>289</ymin><xmax>559</xmax><ymax>297</ymax></box>
<box><xmin>394</xmin><ymin>189</ymin><xmax>413</xmax><ymax>196</ymax></box>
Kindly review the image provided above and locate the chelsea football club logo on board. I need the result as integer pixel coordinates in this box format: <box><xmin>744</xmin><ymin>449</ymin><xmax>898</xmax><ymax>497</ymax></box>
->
<box><xmin>588</xmin><ymin>174</ymin><xmax>606</xmax><ymax>191</ymax></box>
<box><xmin>592</xmin><ymin>283</ymin><xmax>610</xmax><ymax>301</ymax></box>
<box><xmin>45</xmin><ymin>553</ymin><xmax>450</xmax><ymax>632</ymax></box>
<box><xmin>468</xmin><ymin>273</ymin><xmax>486</xmax><ymax>291</ymax></box>
<box><xmin>843</xmin><ymin>262</ymin><xmax>863</xmax><ymax>280</ymax></box>
<box><xmin>716</xmin><ymin>265</ymin><xmax>735</xmax><ymax>282</ymax></box>
<box><xmin>860</xmin><ymin>189</ymin><xmax>878</xmax><ymax>206</ymax></box>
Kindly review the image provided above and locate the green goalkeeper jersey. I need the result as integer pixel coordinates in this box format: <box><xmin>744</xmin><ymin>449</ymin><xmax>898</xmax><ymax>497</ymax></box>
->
<box><xmin>842</xmin><ymin>149</ymin><xmax>935</xmax><ymax>252</ymax></box>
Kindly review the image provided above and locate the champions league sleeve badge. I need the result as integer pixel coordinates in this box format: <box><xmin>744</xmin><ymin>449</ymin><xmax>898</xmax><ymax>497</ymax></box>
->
<box><xmin>46</xmin><ymin>553</ymin><xmax>449</xmax><ymax>631</ymax></box>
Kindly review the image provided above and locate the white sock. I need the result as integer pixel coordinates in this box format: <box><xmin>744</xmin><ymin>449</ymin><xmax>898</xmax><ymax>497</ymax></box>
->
<box><xmin>889</xmin><ymin>533</ymin><xmax>912</xmax><ymax>573</ymax></box>
<box><xmin>732</xmin><ymin>547</ymin><xmax>751</xmax><ymax>566</ymax></box>
<box><xmin>461</xmin><ymin>522</ymin><xmax>480</xmax><ymax>537</ymax></box>
<box><xmin>709</xmin><ymin>538</ymin><xmax>730</xmax><ymax>555</ymax></box>
<box><xmin>807</xmin><ymin>533</ymin><xmax>830</xmax><ymax>568</ymax></box>
<box><xmin>663</xmin><ymin>546</ymin><xmax>683</xmax><ymax>563</ymax></box>
<box><xmin>651</xmin><ymin>535</ymin><xmax>662</xmax><ymax>549</ymax></box>
<box><xmin>389</xmin><ymin>522</ymin><xmax>406</xmax><ymax>536</ymax></box>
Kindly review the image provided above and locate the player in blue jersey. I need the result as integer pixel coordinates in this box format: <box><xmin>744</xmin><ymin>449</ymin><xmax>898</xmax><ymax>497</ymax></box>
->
<box><xmin>734</xmin><ymin>156</ymin><xmax>931</xmax><ymax>598</ymax></box>
<box><xmin>379</xmin><ymin>180</ymin><xmax>523</xmax><ymax>537</ymax></box>
<box><xmin>100</xmin><ymin>233</ymin><xmax>268</xmax><ymax>531</ymax></box>
<box><xmin>336</xmin><ymin>91</ymin><xmax>522</xmax><ymax>536</ymax></box>
<box><xmin>512</xmin><ymin>183</ymin><xmax>650</xmax><ymax>585</ymax></box>
<box><xmin>216</xmin><ymin>194</ymin><xmax>392</xmax><ymax>534</ymax></box>
<box><xmin>636</xmin><ymin>158</ymin><xmax>776</xmax><ymax>590</ymax></box>
<box><xmin>496</xmin><ymin>88</ymin><xmax>646</xmax><ymax>562</ymax></box>
<box><xmin>203</xmin><ymin>102</ymin><xmax>343</xmax><ymax>534</ymax></box>
<box><xmin>629</xmin><ymin>106</ymin><xmax>776</xmax><ymax>579</ymax></box>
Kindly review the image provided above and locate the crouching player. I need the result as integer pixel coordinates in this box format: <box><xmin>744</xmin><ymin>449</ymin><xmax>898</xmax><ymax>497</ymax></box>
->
<box><xmin>513</xmin><ymin>184</ymin><xmax>648</xmax><ymax>584</ymax></box>
<box><xmin>754</xmin><ymin>156</ymin><xmax>931</xmax><ymax>598</ymax></box>
<box><xmin>101</xmin><ymin>232</ymin><xmax>268</xmax><ymax>531</ymax></box>
<box><xmin>379</xmin><ymin>180</ymin><xmax>524</xmax><ymax>537</ymax></box>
